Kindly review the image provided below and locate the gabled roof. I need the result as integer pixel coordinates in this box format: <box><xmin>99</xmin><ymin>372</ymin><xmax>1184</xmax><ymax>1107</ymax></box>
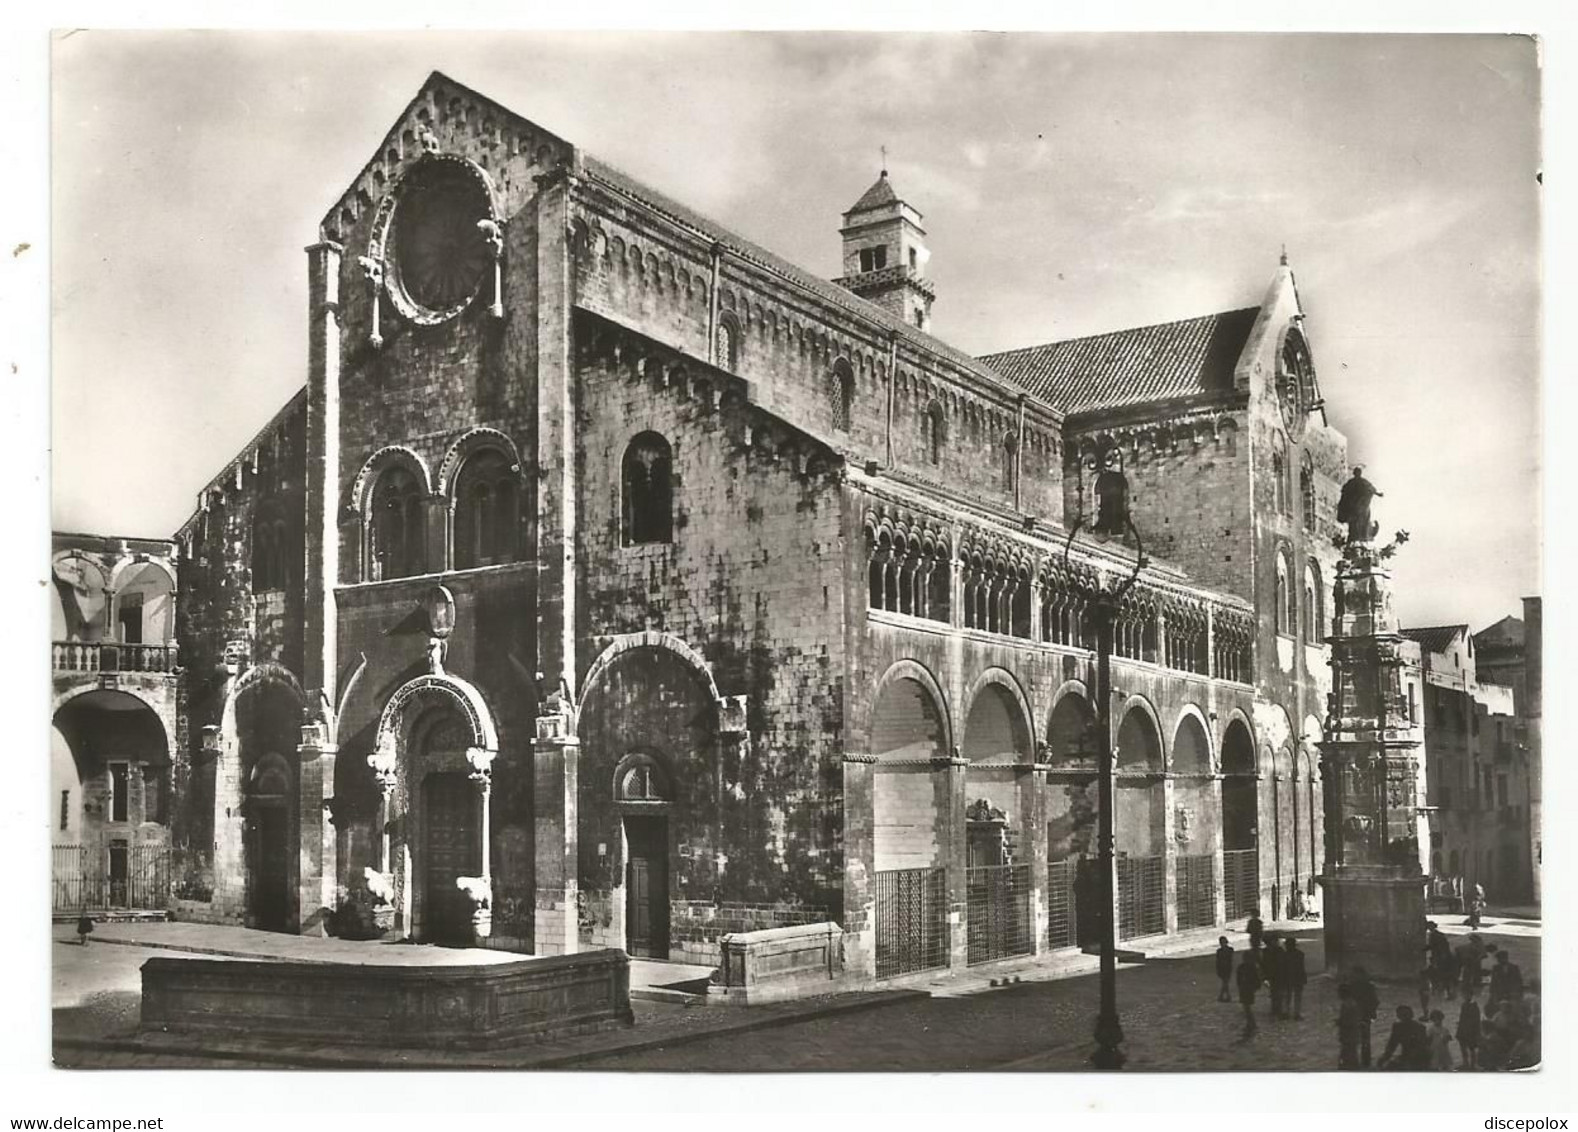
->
<box><xmin>1473</xmin><ymin>615</ymin><xmax>1525</xmax><ymax>649</ymax></box>
<box><xmin>847</xmin><ymin>172</ymin><xmax>898</xmax><ymax>215</ymax></box>
<box><xmin>978</xmin><ymin>307</ymin><xmax>1260</xmax><ymax>415</ymax></box>
<box><xmin>1402</xmin><ymin>625</ymin><xmax>1469</xmax><ymax>655</ymax></box>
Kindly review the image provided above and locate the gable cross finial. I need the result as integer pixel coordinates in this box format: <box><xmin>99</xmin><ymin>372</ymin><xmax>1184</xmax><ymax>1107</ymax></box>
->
<box><xmin>1280</xmin><ymin>243</ymin><xmax>1289</xmax><ymax>266</ymax></box>
<box><xmin>880</xmin><ymin>145</ymin><xmax>888</xmax><ymax>176</ymax></box>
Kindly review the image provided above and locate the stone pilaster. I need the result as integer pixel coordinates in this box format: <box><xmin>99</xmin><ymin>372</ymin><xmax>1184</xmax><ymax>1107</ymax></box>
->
<box><xmin>533</xmin><ymin>717</ymin><xmax>579</xmax><ymax>956</ymax></box>
<box><xmin>1026</xmin><ymin>760</ymin><xmax>1050</xmax><ymax>954</ymax></box>
<box><xmin>303</xmin><ymin>240</ymin><xmax>341</xmax><ymax>701</ymax></box>
<box><xmin>296</xmin><ymin>725</ymin><xmax>338</xmax><ymax>935</ymax></box>
<box><xmin>840</xmin><ymin>753</ymin><xmax>878</xmax><ymax>983</ymax></box>
<box><xmin>1210</xmin><ymin>773</ymin><xmax>1228</xmax><ymax>925</ymax></box>
<box><xmin>1161</xmin><ymin>773</ymin><xmax>1179</xmax><ymax>934</ymax></box>
<box><xmin>936</xmin><ymin>754</ymin><xmax>970</xmax><ymax>971</ymax></box>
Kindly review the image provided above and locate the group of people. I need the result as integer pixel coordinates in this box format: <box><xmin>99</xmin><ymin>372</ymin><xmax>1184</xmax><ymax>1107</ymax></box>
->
<box><xmin>1334</xmin><ymin>924</ymin><xmax>1538</xmax><ymax>1071</ymax></box>
<box><xmin>1215</xmin><ymin>912</ymin><xmax>1308</xmax><ymax>1040</ymax></box>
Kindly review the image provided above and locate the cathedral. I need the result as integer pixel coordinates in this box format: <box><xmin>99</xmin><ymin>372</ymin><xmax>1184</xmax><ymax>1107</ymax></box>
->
<box><xmin>52</xmin><ymin>72</ymin><xmax>1354</xmax><ymax>985</ymax></box>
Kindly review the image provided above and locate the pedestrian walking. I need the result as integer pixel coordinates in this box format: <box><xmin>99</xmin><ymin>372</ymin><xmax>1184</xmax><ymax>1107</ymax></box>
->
<box><xmin>1349</xmin><ymin>966</ymin><xmax>1380</xmax><ymax>1067</ymax></box>
<box><xmin>1417</xmin><ymin>964</ymin><xmax>1433</xmax><ymax>1017</ymax></box>
<box><xmin>1215</xmin><ymin>936</ymin><xmax>1234</xmax><ymax>1002</ymax></box>
<box><xmin>1456</xmin><ymin>991</ymin><xmax>1482</xmax><ymax>1070</ymax></box>
<box><xmin>1460</xmin><ymin>934</ymin><xmax>1487</xmax><ymax>998</ymax></box>
<box><xmin>1264</xmin><ymin>934</ymin><xmax>1286</xmax><ymax>1019</ymax></box>
<box><xmin>1489</xmin><ymin>950</ymin><xmax>1524</xmax><ymax>1008</ymax></box>
<box><xmin>1247</xmin><ymin>909</ymin><xmax>1265</xmax><ymax>952</ymax></box>
<box><xmin>1427</xmin><ymin>1009</ymin><xmax>1455</xmax><ymax>1071</ymax></box>
<box><xmin>1337</xmin><ymin>984</ymin><xmax>1363</xmax><ymax>1069</ymax></box>
<box><xmin>1468</xmin><ymin>882</ymin><xmax>1486</xmax><ymax>929</ymax></box>
<box><xmin>1378</xmin><ymin>1004</ymin><xmax>1430</xmax><ymax>1070</ymax></box>
<box><xmin>75</xmin><ymin>912</ymin><xmax>93</xmax><ymax>946</ymax></box>
<box><xmin>1283</xmin><ymin>936</ymin><xmax>1307</xmax><ymax>1020</ymax></box>
<box><xmin>1236</xmin><ymin>949</ymin><xmax>1263</xmax><ymax>1041</ymax></box>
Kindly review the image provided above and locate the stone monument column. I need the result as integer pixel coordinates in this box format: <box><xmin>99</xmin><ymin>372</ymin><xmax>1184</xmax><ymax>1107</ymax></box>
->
<box><xmin>533</xmin><ymin>708</ymin><xmax>580</xmax><ymax>957</ymax></box>
<box><xmin>1319</xmin><ymin>537</ymin><xmax>1425</xmax><ymax>979</ymax></box>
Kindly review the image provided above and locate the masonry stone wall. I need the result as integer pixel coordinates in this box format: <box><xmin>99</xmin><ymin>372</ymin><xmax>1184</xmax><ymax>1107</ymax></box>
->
<box><xmin>571</xmin><ymin>315</ymin><xmax>847</xmax><ymax>962</ymax></box>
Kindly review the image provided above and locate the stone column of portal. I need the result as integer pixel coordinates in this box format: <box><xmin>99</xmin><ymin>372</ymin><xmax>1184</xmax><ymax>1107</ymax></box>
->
<box><xmin>533</xmin><ymin>715</ymin><xmax>579</xmax><ymax>956</ymax></box>
<box><xmin>1210</xmin><ymin>771</ymin><xmax>1228</xmax><ymax>926</ymax></box>
<box><xmin>1161</xmin><ymin>771</ymin><xmax>1179</xmax><ymax>935</ymax></box>
<box><xmin>1319</xmin><ymin>542</ymin><xmax>1426</xmax><ymax>980</ymax></box>
<box><xmin>937</xmin><ymin>754</ymin><xmax>970</xmax><ymax>971</ymax></box>
<box><xmin>299</xmin><ymin>240</ymin><xmax>343</xmax><ymax>936</ymax></box>
<box><xmin>841</xmin><ymin>753</ymin><xmax>878</xmax><ymax>983</ymax></box>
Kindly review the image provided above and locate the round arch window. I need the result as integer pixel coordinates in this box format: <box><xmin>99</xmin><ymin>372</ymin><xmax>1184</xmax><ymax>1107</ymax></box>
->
<box><xmin>387</xmin><ymin>161</ymin><xmax>494</xmax><ymax>321</ymax></box>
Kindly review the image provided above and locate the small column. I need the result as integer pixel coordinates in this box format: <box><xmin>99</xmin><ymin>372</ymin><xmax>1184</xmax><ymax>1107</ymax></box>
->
<box><xmin>1210</xmin><ymin>772</ymin><xmax>1228</xmax><ymax>926</ymax></box>
<box><xmin>936</xmin><ymin>753</ymin><xmax>970</xmax><ymax>971</ymax></box>
<box><xmin>533</xmin><ymin>712</ymin><xmax>580</xmax><ymax>956</ymax></box>
<box><xmin>424</xmin><ymin>495</ymin><xmax>449</xmax><ymax>575</ymax></box>
<box><xmin>841</xmin><ymin>753</ymin><xmax>878</xmax><ymax>983</ymax></box>
<box><xmin>466</xmin><ymin>746</ymin><xmax>496</xmax><ymax>943</ymax></box>
<box><xmin>1026</xmin><ymin>753</ymin><xmax>1051</xmax><ymax>955</ymax></box>
<box><xmin>296</xmin><ymin>721</ymin><xmax>339</xmax><ymax>936</ymax></box>
<box><xmin>1161</xmin><ymin>771</ymin><xmax>1179</xmax><ymax>935</ymax></box>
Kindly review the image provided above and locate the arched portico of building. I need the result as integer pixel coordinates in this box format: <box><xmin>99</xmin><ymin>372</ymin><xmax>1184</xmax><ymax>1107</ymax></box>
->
<box><xmin>960</xmin><ymin>672</ymin><xmax>1038</xmax><ymax>964</ymax></box>
<box><xmin>1114</xmin><ymin>698</ymin><xmax>1166</xmax><ymax>939</ymax></box>
<box><xmin>1171</xmin><ymin>707</ymin><xmax>1219</xmax><ymax>930</ymax></box>
<box><xmin>1220</xmin><ymin>714</ymin><xmax>1259</xmax><ymax>921</ymax></box>
<box><xmin>1044</xmin><ymin>683</ymin><xmax>1097</xmax><ymax>950</ymax></box>
<box><xmin>50</xmin><ymin>686</ymin><xmax>172</xmax><ymax>913</ymax></box>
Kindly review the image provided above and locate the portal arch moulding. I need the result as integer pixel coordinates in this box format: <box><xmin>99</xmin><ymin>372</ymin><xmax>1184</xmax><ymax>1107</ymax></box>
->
<box><xmin>373</xmin><ymin>673</ymin><xmax>501</xmax><ymax>767</ymax></box>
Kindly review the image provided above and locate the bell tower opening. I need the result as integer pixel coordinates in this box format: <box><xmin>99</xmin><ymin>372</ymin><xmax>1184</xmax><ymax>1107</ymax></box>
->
<box><xmin>834</xmin><ymin>167</ymin><xmax>936</xmax><ymax>331</ymax></box>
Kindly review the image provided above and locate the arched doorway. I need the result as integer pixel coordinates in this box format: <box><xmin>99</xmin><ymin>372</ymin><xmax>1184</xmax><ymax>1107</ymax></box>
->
<box><xmin>961</xmin><ymin>679</ymin><xmax>1033</xmax><ymax>964</ymax></box>
<box><xmin>1172</xmin><ymin>712</ymin><xmax>1216</xmax><ymax>929</ymax></box>
<box><xmin>1115</xmin><ymin>702</ymin><xmax>1165</xmax><ymax>939</ymax></box>
<box><xmin>411</xmin><ymin>708</ymin><xmax>484</xmax><ymax>946</ymax></box>
<box><xmin>50</xmin><ymin>689</ymin><xmax>171</xmax><ymax>913</ymax></box>
<box><xmin>615</xmin><ymin>752</ymin><xmax>672</xmax><ymax>958</ymax></box>
<box><xmin>1221</xmin><ymin>718</ymin><xmax>1259</xmax><ymax>921</ymax></box>
<box><xmin>870</xmin><ymin>667</ymin><xmax>949</xmax><ymax>978</ymax></box>
<box><xmin>237</xmin><ymin>680</ymin><xmax>301</xmax><ymax>932</ymax></box>
<box><xmin>245</xmin><ymin>753</ymin><xmax>294</xmax><ymax>932</ymax></box>
<box><xmin>1045</xmin><ymin>689</ymin><xmax>1097</xmax><ymax>950</ymax></box>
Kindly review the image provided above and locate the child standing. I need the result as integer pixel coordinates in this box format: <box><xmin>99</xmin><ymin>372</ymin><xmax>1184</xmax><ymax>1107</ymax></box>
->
<box><xmin>1456</xmin><ymin>992</ymin><xmax>1482</xmax><ymax>1070</ymax></box>
<box><xmin>1215</xmin><ymin>936</ymin><xmax>1234</xmax><ymax>1002</ymax></box>
<box><xmin>1428</xmin><ymin>1009</ymin><xmax>1455</xmax><ymax>1071</ymax></box>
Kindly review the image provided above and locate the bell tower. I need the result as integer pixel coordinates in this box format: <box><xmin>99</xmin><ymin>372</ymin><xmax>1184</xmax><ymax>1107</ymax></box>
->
<box><xmin>834</xmin><ymin>167</ymin><xmax>936</xmax><ymax>331</ymax></box>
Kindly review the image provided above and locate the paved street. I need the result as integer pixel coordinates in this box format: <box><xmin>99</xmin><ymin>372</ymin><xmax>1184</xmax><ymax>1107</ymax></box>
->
<box><xmin>53</xmin><ymin>917</ymin><xmax>1539</xmax><ymax>1071</ymax></box>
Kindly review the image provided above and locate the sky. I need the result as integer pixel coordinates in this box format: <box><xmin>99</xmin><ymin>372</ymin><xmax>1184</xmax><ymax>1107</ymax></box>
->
<box><xmin>50</xmin><ymin>30</ymin><xmax>1542</xmax><ymax>631</ymax></box>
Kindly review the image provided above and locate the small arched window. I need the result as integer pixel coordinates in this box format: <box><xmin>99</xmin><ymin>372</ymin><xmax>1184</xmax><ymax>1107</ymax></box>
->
<box><xmin>369</xmin><ymin>466</ymin><xmax>425</xmax><ymax>581</ymax></box>
<box><xmin>616</xmin><ymin>752</ymin><xmax>670</xmax><ymax>802</ymax></box>
<box><xmin>1300</xmin><ymin>456</ymin><xmax>1316</xmax><ymax>529</ymax></box>
<box><xmin>1271</xmin><ymin>437</ymin><xmax>1289</xmax><ymax>516</ymax></box>
<box><xmin>831</xmin><ymin>359</ymin><xmax>855</xmax><ymax>433</ymax></box>
<box><xmin>715</xmin><ymin>316</ymin><xmax>739</xmax><ymax>370</ymax></box>
<box><xmin>1304</xmin><ymin>561</ymin><xmax>1324</xmax><ymax>641</ymax></box>
<box><xmin>453</xmin><ymin>449</ymin><xmax>519</xmax><ymax>569</ymax></box>
<box><xmin>623</xmin><ymin>432</ymin><xmax>674</xmax><ymax>546</ymax></box>
<box><xmin>1002</xmin><ymin>433</ymin><xmax>1018</xmax><ymax>497</ymax></box>
<box><xmin>925</xmin><ymin>402</ymin><xmax>946</xmax><ymax>466</ymax></box>
<box><xmin>1275</xmin><ymin>550</ymin><xmax>1292</xmax><ymax>636</ymax></box>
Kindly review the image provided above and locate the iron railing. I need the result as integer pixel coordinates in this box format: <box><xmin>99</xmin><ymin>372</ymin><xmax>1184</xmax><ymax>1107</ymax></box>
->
<box><xmin>874</xmin><ymin>867</ymin><xmax>948</xmax><ymax>980</ymax></box>
<box><xmin>1117</xmin><ymin>855</ymin><xmax>1166</xmax><ymax>940</ymax></box>
<box><xmin>1046</xmin><ymin>857</ymin><xmax>1082</xmax><ymax>950</ymax></box>
<box><xmin>1223</xmin><ymin>848</ymin><xmax>1260</xmax><ymax>922</ymax></box>
<box><xmin>53</xmin><ymin>641</ymin><xmax>178</xmax><ymax>674</ymax></box>
<box><xmin>966</xmin><ymin>864</ymin><xmax>1032</xmax><ymax>966</ymax></box>
<box><xmin>1176</xmin><ymin>853</ymin><xmax>1218</xmax><ymax>929</ymax></box>
<box><xmin>52</xmin><ymin>843</ymin><xmax>171</xmax><ymax>913</ymax></box>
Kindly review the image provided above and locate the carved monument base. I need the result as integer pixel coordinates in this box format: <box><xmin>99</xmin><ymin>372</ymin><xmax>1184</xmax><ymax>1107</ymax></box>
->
<box><xmin>1319</xmin><ymin>868</ymin><xmax>1424</xmax><ymax>982</ymax></box>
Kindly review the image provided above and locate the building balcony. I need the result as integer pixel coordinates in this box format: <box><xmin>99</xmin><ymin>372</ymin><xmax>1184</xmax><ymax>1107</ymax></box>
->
<box><xmin>53</xmin><ymin>640</ymin><xmax>178</xmax><ymax>675</ymax></box>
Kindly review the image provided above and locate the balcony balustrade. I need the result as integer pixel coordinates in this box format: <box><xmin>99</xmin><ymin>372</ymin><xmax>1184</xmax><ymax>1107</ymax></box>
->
<box><xmin>53</xmin><ymin>640</ymin><xmax>178</xmax><ymax>675</ymax></box>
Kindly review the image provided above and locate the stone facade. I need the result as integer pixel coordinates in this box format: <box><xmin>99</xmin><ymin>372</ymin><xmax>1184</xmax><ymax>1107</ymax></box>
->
<box><xmin>149</xmin><ymin>72</ymin><xmax>1364</xmax><ymax>984</ymax></box>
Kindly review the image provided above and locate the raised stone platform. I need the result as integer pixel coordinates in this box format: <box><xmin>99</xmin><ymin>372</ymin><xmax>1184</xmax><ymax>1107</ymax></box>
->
<box><xmin>141</xmin><ymin>948</ymin><xmax>633</xmax><ymax>1048</ymax></box>
<box><xmin>708</xmin><ymin>921</ymin><xmax>845</xmax><ymax>1004</ymax></box>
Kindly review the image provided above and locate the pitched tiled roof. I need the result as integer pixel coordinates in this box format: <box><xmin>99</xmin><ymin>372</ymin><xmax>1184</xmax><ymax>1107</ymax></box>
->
<box><xmin>1402</xmin><ymin>625</ymin><xmax>1469</xmax><ymax>655</ymax></box>
<box><xmin>978</xmin><ymin>307</ymin><xmax>1261</xmax><ymax>415</ymax></box>
<box><xmin>1473</xmin><ymin>615</ymin><xmax>1524</xmax><ymax>649</ymax></box>
<box><xmin>848</xmin><ymin>172</ymin><xmax>898</xmax><ymax>214</ymax></box>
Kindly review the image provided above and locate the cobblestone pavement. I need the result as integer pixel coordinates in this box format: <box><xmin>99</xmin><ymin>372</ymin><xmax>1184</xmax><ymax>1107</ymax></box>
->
<box><xmin>578</xmin><ymin>928</ymin><xmax>1541</xmax><ymax>1072</ymax></box>
<box><xmin>53</xmin><ymin>920</ymin><xmax>1539</xmax><ymax>1071</ymax></box>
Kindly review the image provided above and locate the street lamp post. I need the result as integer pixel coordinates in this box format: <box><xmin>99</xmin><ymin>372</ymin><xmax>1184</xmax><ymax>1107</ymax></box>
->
<box><xmin>1065</xmin><ymin>457</ymin><xmax>1146</xmax><ymax>1071</ymax></box>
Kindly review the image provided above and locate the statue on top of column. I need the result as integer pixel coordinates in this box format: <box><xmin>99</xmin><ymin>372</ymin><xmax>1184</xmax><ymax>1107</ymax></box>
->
<box><xmin>1337</xmin><ymin>465</ymin><xmax>1383</xmax><ymax>544</ymax></box>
